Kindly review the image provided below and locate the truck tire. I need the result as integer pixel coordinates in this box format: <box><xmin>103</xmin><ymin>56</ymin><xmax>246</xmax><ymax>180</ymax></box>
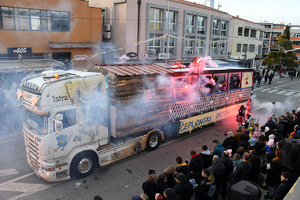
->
<box><xmin>146</xmin><ymin>132</ymin><xmax>160</xmax><ymax>151</ymax></box>
<box><xmin>71</xmin><ymin>152</ymin><xmax>96</xmax><ymax>179</ymax></box>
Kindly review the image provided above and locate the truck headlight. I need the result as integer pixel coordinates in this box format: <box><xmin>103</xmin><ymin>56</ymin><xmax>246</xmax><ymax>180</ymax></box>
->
<box><xmin>42</xmin><ymin>166</ymin><xmax>55</xmax><ymax>171</ymax></box>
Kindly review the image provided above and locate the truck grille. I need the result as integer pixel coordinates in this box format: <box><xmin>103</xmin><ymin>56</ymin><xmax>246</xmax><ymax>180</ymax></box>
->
<box><xmin>24</xmin><ymin>128</ymin><xmax>40</xmax><ymax>171</ymax></box>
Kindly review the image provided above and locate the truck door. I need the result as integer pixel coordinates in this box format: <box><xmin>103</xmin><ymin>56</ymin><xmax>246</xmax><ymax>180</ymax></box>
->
<box><xmin>52</xmin><ymin>108</ymin><xmax>79</xmax><ymax>158</ymax></box>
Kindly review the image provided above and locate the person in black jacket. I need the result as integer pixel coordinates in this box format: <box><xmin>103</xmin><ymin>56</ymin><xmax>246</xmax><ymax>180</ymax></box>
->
<box><xmin>265</xmin><ymin>116</ymin><xmax>277</xmax><ymax>130</ymax></box>
<box><xmin>222</xmin><ymin>131</ymin><xmax>237</xmax><ymax>157</ymax></box>
<box><xmin>155</xmin><ymin>188</ymin><xmax>181</xmax><ymax>200</ymax></box>
<box><xmin>208</xmin><ymin>155</ymin><xmax>225</xmax><ymax>200</ymax></box>
<box><xmin>194</xmin><ymin>169</ymin><xmax>215</xmax><ymax>200</ymax></box>
<box><xmin>249</xmin><ymin>135</ymin><xmax>266</xmax><ymax>156</ymax></box>
<box><xmin>233</xmin><ymin>152</ymin><xmax>252</xmax><ymax>183</ymax></box>
<box><xmin>142</xmin><ymin>174</ymin><xmax>159</xmax><ymax>200</ymax></box>
<box><xmin>200</xmin><ymin>145</ymin><xmax>213</xmax><ymax>168</ymax></box>
<box><xmin>238</xmin><ymin>133</ymin><xmax>249</xmax><ymax>151</ymax></box>
<box><xmin>175</xmin><ymin>156</ymin><xmax>191</xmax><ymax>180</ymax></box>
<box><xmin>275</xmin><ymin>116</ymin><xmax>288</xmax><ymax>140</ymax></box>
<box><xmin>173</xmin><ymin>173</ymin><xmax>194</xmax><ymax>200</ymax></box>
<box><xmin>189</xmin><ymin>150</ymin><xmax>205</xmax><ymax>183</ymax></box>
<box><xmin>219</xmin><ymin>151</ymin><xmax>233</xmax><ymax>200</ymax></box>
<box><xmin>157</xmin><ymin>174</ymin><xmax>168</xmax><ymax>196</ymax></box>
<box><xmin>163</xmin><ymin>166</ymin><xmax>177</xmax><ymax>188</ymax></box>
<box><xmin>274</xmin><ymin>171</ymin><xmax>292</xmax><ymax>200</ymax></box>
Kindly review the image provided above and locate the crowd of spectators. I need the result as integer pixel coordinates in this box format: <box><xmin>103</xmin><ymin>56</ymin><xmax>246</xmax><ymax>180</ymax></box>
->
<box><xmin>0</xmin><ymin>73</ymin><xmax>24</xmax><ymax>135</ymax></box>
<box><xmin>131</xmin><ymin>106</ymin><xmax>300</xmax><ymax>200</ymax></box>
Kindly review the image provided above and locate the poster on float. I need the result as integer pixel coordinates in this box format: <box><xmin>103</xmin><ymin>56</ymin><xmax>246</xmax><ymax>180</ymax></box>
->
<box><xmin>179</xmin><ymin>102</ymin><xmax>246</xmax><ymax>134</ymax></box>
<box><xmin>241</xmin><ymin>72</ymin><xmax>253</xmax><ymax>88</ymax></box>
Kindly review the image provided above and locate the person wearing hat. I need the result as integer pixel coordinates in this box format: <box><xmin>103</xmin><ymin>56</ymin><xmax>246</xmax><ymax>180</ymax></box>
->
<box><xmin>173</xmin><ymin>173</ymin><xmax>193</xmax><ymax>200</ymax></box>
<box><xmin>273</xmin><ymin>171</ymin><xmax>292</xmax><ymax>200</ymax></box>
<box><xmin>155</xmin><ymin>188</ymin><xmax>180</xmax><ymax>200</ymax></box>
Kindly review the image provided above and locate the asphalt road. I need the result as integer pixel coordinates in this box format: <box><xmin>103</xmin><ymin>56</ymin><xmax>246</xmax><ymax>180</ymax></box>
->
<box><xmin>0</xmin><ymin>75</ymin><xmax>299</xmax><ymax>200</ymax></box>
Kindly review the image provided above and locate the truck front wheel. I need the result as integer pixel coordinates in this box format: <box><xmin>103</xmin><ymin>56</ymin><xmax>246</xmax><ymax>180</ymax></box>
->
<box><xmin>71</xmin><ymin>152</ymin><xmax>96</xmax><ymax>179</ymax></box>
<box><xmin>146</xmin><ymin>132</ymin><xmax>161</xmax><ymax>151</ymax></box>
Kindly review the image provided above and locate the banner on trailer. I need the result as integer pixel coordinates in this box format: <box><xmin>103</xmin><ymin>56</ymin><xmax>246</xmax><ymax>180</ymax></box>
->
<box><xmin>179</xmin><ymin>102</ymin><xmax>246</xmax><ymax>134</ymax></box>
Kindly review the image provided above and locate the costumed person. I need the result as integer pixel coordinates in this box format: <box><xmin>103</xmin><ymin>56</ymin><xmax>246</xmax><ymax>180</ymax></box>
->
<box><xmin>246</xmin><ymin>98</ymin><xmax>252</xmax><ymax>115</ymax></box>
<box><xmin>237</xmin><ymin>105</ymin><xmax>246</xmax><ymax>124</ymax></box>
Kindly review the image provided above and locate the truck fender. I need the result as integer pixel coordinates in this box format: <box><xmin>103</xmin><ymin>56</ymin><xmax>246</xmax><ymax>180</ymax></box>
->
<box><xmin>68</xmin><ymin>146</ymin><xmax>99</xmax><ymax>175</ymax></box>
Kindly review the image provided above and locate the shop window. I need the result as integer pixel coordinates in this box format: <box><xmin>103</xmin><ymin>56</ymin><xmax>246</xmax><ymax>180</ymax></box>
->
<box><xmin>149</xmin><ymin>34</ymin><xmax>161</xmax><ymax>55</ymax></box>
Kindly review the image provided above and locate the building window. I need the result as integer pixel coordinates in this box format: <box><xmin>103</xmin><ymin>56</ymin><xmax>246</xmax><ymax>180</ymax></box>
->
<box><xmin>243</xmin><ymin>44</ymin><xmax>248</xmax><ymax>52</ymax></box>
<box><xmin>212</xmin><ymin>19</ymin><xmax>219</xmax><ymax>35</ymax></box>
<box><xmin>52</xmin><ymin>52</ymin><xmax>71</xmax><ymax>63</ymax></box>
<box><xmin>149</xmin><ymin>34</ymin><xmax>161</xmax><ymax>55</ymax></box>
<box><xmin>250</xmin><ymin>30</ymin><xmax>256</xmax><ymax>38</ymax></box>
<box><xmin>220</xmin><ymin>42</ymin><xmax>226</xmax><ymax>55</ymax></box>
<box><xmin>244</xmin><ymin>28</ymin><xmax>249</xmax><ymax>37</ymax></box>
<box><xmin>249</xmin><ymin>44</ymin><xmax>255</xmax><ymax>52</ymax></box>
<box><xmin>236</xmin><ymin>44</ymin><xmax>241</xmax><ymax>52</ymax></box>
<box><xmin>150</xmin><ymin>8</ymin><xmax>162</xmax><ymax>30</ymax></box>
<box><xmin>186</xmin><ymin>14</ymin><xmax>195</xmax><ymax>33</ymax></box>
<box><xmin>166</xmin><ymin>11</ymin><xmax>176</xmax><ymax>31</ymax></box>
<box><xmin>0</xmin><ymin>6</ymin><xmax>15</xmax><ymax>30</ymax></box>
<box><xmin>164</xmin><ymin>37</ymin><xmax>176</xmax><ymax>55</ymax></box>
<box><xmin>211</xmin><ymin>39</ymin><xmax>218</xmax><ymax>54</ymax></box>
<box><xmin>18</xmin><ymin>8</ymin><xmax>48</xmax><ymax>31</ymax></box>
<box><xmin>196</xmin><ymin>39</ymin><xmax>204</xmax><ymax>55</ymax></box>
<box><xmin>50</xmin><ymin>11</ymin><xmax>70</xmax><ymax>32</ymax></box>
<box><xmin>197</xmin><ymin>16</ymin><xmax>205</xmax><ymax>34</ymax></box>
<box><xmin>185</xmin><ymin>37</ymin><xmax>194</xmax><ymax>55</ymax></box>
<box><xmin>258</xmin><ymin>45</ymin><xmax>262</xmax><ymax>54</ymax></box>
<box><xmin>221</xmin><ymin>21</ymin><xmax>227</xmax><ymax>36</ymax></box>
<box><xmin>238</xmin><ymin>27</ymin><xmax>243</xmax><ymax>36</ymax></box>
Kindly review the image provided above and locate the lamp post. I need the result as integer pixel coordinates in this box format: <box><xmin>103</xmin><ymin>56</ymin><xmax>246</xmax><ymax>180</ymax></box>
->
<box><xmin>165</xmin><ymin>0</ymin><xmax>170</xmax><ymax>67</ymax></box>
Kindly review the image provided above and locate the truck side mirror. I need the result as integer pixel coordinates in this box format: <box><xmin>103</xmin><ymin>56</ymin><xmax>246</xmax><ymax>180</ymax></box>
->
<box><xmin>55</xmin><ymin>114</ymin><xmax>63</xmax><ymax>132</ymax></box>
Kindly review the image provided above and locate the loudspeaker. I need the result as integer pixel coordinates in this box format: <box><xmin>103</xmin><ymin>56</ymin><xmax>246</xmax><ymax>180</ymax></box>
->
<box><xmin>230</xmin><ymin>180</ymin><xmax>261</xmax><ymax>200</ymax></box>
<box><xmin>282</xmin><ymin>139</ymin><xmax>300</xmax><ymax>170</ymax></box>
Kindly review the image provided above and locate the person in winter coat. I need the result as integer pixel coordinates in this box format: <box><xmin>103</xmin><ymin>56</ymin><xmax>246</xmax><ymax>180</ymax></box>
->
<box><xmin>200</xmin><ymin>145</ymin><xmax>213</xmax><ymax>168</ymax></box>
<box><xmin>249</xmin><ymin>135</ymin><xmax>266</xmax><ymax>156</ymax></box>
<box><xmin>265</xmin><ymin>116</ymin><xmax>277</xmax><ymax>130</ymax></box>
<box><xmin>233</xmin><ymin>152</ymin><xmax>252</xmax><ymax>183</ymax></box>
<box><xmin>208</xmin><ymin>155</ymin><xmax>225</xmax><ymax>200</ymax></box>
<box><xmin>142</xmin><ymin>174</ymin><xmax>159</xmax><ymax>200</ymax></box>
<box><xmin>256</xmin><ymin>74</ymin><xmax>262</xmax><ymax>87</ymax></box>
<box><xmin>211</xmin><ymin>140</ymin><xmax>225</xmax><ymax>158</ymax></box>
<box><xmin>175</xmin><ymin>156</ymin><xmax>191</xmax><ymax>181</ymax></box>
<box><xmin>219</xmin><ymin>151</ymin><xmax>233</xmax><ymax>200</ymax></box>
<box><xmin>194</xmin><ymin>169</ymin><xmax>215</xmax><ymax>200</ymax></box>
<box><xmin>222</xmin><ymin>131</ymin><xmax>237</xmax><ymax>157</ymax></box>
<box><xmin>273</xmin><ymin>171</ymin><xmax>292</xmax><ymax>200</ymax></box>
<box><xmin>157</xmin><ymin>174</ymin><xmax>168</xmax><ymax>196</ymax></box>
<box><xmin>264</xmin><ymin>149</ymin><xmax>284</xmax><ymax>199</ymax></box>
<box><xmin>155</xmin><ymin>188</ymin><xmax>181</xmax><ymax>200</ymax></box>
<box><xmin>248</xmin><ymin>155</ymin><xmax>262</xmax><ymax>184</ymax></box>
<box><xmin>173</xmin><ymin>173</ymin><xmax>194</xmax><ymax>200</ymax></box>
<box><xmin>163</xmin><ymin>166</ymin><xmax>177</xmax><ymax>188</ymax></box>
<box><xmin>269</xmin><ymin>73</ymin><xmax>274</xmax><ymax>84</ymax></box>
<box><xmin>233</xmin><ymin>124</ymin><xmax>243</xmax><ymax>144</ymax></box>
<box><xmin>264</xmin><ymin>73</ymin><xmax>269</xmax><ymax>83</ymax></box>
<box><xmin>189</xmin><ymin>150</ymin><xmax>205</xmax><ymax>183</ymax></box>
<box><xmin>248</xmin><ymin>133</ymin><xmax>258</xmax><ymax>147</ymax></box>
<box><xmin>275</xmin><ymin>116</ymin><xmax>287</xmax><ymax>140</ymax></box>
<box><xmin>238</xmin><ymin>133</ymin><xmax>249</xmax><ymax>151</ymax></box>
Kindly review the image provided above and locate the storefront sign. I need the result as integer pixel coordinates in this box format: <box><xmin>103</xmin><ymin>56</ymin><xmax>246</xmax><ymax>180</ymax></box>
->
<box><xmin>179</xmin><ymin>103</ymin><xmax>246</xmax><ymax>134</ymax></box>
<box><xmin>8</xmin><ymin>47</ymin><xmax>32</xmax><ymax>54</ymax></box>
<box><xmin>74</xmin><ymin>55</ymin><xmax>87</xmax><ymax>60</ymax></box>
<box><xmin>126</xmin><ymin>52</ymin><xmax>137</xmax><ymax>58</ymax></box>
<box><xmin>158</xmin><ymin>53</ymin><xmax>170</xmax><ymax>59</ymax></box>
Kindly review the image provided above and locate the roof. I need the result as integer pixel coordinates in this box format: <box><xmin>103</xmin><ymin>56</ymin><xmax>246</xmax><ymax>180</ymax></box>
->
<box><xmin>92</xmin><ymin>63</ymin><xmax>174</xmax><ymax>76</ymax></box>
<box><xmin>232</xmin><ymin>16</ymin><xmax>260</xmax><ymax>25</ymax></box>
<box><xmin>170</xmin><ymin>0</ymin><xmax>229</xmax><ymax>15</ymax></box>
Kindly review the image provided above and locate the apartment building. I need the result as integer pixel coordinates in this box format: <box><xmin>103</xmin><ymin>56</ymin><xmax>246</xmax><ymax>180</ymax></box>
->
<box><xmin>228</xmin><ymin>16</ymin><xmax>264</xmax><ymax>69</ymax></box>
<box><xmin>89</xmin><ymin>0</ymin><xmax>232</xmax><ymax>64</ymax></box>
<box><xmin>0</xmin><ymin>0</ymin><xmax>102</xmax><ymax>71</ymax></box>
<box><xmin>260</xmin><ymin>22</ymin><xmax>300</xmax><ymax>62</ymax></box>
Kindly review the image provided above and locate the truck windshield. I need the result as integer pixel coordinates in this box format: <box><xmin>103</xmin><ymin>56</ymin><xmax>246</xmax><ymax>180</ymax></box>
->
<box><xmin>25</xmin><ymin>110</ymin><xmax>48</xmax><ymax>135</ymax></box>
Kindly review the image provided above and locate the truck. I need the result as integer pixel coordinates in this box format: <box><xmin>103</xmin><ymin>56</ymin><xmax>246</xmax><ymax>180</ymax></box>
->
<box><xmin>19</xmin><ymin>60</ymin><xmax>253</xmax><ymax>182</ymax></box>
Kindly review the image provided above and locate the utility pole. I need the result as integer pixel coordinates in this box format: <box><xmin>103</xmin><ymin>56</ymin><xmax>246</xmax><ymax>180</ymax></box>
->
<box><xmin>165</xmin><ymin>0</ymin><xmax>170</xmax><ymax>67</ymax></box>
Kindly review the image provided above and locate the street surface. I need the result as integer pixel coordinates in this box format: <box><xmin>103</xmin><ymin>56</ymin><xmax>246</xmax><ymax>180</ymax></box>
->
<box><xmin>0</xmin><ymin>76</ymin><xmax>299</xmax><ymax>200</ymax></box>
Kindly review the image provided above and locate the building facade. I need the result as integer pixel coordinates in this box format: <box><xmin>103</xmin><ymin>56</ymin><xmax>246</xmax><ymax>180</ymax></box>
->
<box><xmin>89</xmin><ymin>0</ymin><xmax>232</xmax><ymax>64</ymax></box>
<box><xmin>228</xmin><ymin>16</ymin><xmax>264</xmax><ymax>69</ymax></box>
<box><xmin>0</xmin><ymin>0</ymin><xmax>102</xmax><ymax>70</ymax></box>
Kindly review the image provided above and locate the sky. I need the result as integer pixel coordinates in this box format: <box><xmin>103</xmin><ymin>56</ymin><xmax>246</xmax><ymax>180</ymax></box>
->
<box><xmin>187</xmin><ymin>0</ymin><xmax>300</xmax><ymax>25</ymax></box>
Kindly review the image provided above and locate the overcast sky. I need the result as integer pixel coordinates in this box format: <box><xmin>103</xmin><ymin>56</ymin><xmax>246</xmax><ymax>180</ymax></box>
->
<box><xmin>187</xmin><ymin>0</ymin><xmax>300</xmax><ymax>25</ymax></box>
